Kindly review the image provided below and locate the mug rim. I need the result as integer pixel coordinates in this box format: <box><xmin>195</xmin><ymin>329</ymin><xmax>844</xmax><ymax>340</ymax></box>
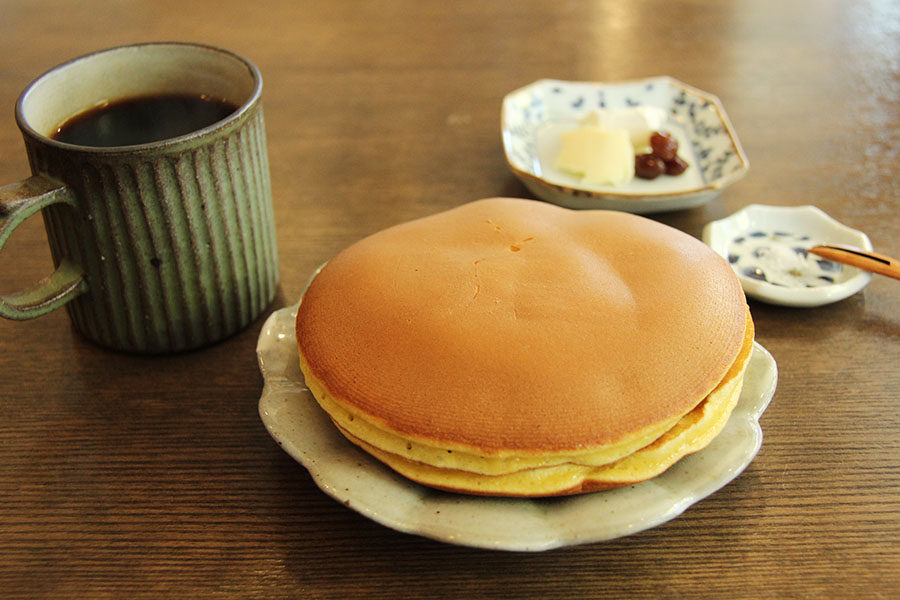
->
<box><xmin>14</xmin><ymin>41</ymin><xmax>263</xmax><ymax>155</ymax></box>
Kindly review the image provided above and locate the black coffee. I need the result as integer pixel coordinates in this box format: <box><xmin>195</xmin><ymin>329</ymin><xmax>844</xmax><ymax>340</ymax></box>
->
<box><xmin>52</xmin><ymin>93</ymin><xmax>238</xmax><ymax>147</ymax></box>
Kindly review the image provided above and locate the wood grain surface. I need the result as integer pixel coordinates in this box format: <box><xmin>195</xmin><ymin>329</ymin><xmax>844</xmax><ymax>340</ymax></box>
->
<box><xmin>1</xmin><ymin>1</ymin><xmax>898</xmax><ymax>598</ymax></box>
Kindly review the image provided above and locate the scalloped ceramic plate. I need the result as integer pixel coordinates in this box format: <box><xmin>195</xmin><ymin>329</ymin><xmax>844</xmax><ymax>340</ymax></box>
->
<box><xmin>501</xmin><ymin>77</ymin><xmax>749</xmax><ymax>213</ymax></box>
<box><xmin>703</xmin><ymin>204</ymin><xmax>873</xmax><ymax>307</ymax></box>
<box><xmin>257</xmin><ymin>301</ymin><xmax>778</xmax><ymax>551</ymax></box>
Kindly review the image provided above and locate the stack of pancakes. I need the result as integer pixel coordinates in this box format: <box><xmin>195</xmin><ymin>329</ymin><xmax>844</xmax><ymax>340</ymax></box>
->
<box><xmin>296</xmin><ymin>198</ymin><xmax>753</xmax><ymax>496</ymax></box>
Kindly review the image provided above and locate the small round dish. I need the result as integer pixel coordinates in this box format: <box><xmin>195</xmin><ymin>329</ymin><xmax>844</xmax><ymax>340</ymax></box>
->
<box><xmin>257</xmin><ymin>300</ymin><xmax>777</xmax><ymax>552</ymax></box>
<box><xmin>702</xmin><ymin>204</ymin><xmax>874</xmax><ymax>307</ymax></box>
<box><xmin>501</xmin><ymin>76</ymin><xmax>749</xmax><ymax>213</ymax></box>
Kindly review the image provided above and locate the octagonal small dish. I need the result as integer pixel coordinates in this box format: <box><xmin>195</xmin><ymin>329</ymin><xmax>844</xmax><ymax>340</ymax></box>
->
<box><xmin>501</xmin><ymin>76</ymin><xmax>749</xmax><ymax>213</ymax></box>
<box><xmin>702</xmin><ymin>204</ymin><xmax>874</xmax><ymax>307</ymax></box>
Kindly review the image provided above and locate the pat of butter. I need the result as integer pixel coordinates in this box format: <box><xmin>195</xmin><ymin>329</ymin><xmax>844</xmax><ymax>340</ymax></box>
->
<box><xmin>555</xmin><ymin>127</ymin><xmax>635</xmax><ymax>186</ymax></box>
<box><xmin>579</xmin><ymin>106</ymin><xmax>667</xmax><ymax>150</ymax></box>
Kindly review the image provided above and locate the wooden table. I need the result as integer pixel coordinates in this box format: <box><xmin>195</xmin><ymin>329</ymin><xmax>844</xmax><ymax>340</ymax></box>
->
<box><xmin>1</xmin><ymin>1</ymin><xmax>898</xmax><ymax>597</ymax></box>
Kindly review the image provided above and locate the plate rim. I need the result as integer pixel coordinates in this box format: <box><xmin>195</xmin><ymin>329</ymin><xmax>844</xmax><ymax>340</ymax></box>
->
<box><xmin>257</xmin><ymin>302</ymin><xmax>778</xmax><ymax>551</ymax></box>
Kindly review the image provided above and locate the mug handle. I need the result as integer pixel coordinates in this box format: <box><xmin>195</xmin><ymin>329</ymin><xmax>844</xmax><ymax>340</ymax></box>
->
<box><xmin>0</xmin><ymin>175</ymin><xmax>86</xmax><ymax>320</ymax></box>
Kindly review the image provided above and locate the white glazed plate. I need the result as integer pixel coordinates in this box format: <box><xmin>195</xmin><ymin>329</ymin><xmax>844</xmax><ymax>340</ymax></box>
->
<box><xmin>501</xmin><ymin>77</ymin><xmax>749</xmax><ymax>213</ymax></box>
<box><xmin>257</xmin><ymin>303</ymin><xmax>778</xmax><ymax>552</ymax></box>
<box><xmin>703</xmin><ymin>204</ymin><xmax>874</xmax><ymax>307</ymax></box>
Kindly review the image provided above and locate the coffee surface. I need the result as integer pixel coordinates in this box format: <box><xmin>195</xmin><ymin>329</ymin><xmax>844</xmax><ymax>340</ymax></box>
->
<box><xmin>52</xmin><ymin>94</ymin><xmax>238</xmax><ymax>147</ymax></box>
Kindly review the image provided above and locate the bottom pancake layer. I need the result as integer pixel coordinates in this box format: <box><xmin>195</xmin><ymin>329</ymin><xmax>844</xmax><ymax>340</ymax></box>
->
<box><xmin>336</xmin><ymin>337</ymin><xmax>749</xmax><ymax>496</ymax></box>
<box><xmin>302</xmin><ymin>313</ymin><xmax>755</xmax><ymax>497</ymax></box>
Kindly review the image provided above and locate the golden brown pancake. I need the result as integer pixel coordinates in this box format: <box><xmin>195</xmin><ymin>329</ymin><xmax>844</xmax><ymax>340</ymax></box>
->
<box><xmin>296</xmin><ymin>197</ymin><xmax>752</xmax><ymax>496</ymax></box>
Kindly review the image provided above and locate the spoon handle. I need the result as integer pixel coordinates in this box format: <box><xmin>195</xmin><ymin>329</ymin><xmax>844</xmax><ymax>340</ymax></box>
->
<box><xmin>808</xmin><ymin>245</ymin><xmax>900</xmax><ymax>281</ymax></box>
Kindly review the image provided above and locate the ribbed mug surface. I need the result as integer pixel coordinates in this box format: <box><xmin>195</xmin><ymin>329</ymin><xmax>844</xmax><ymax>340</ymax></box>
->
<box><xmin>25</xmin><ymin>106</ymin><xmax>278</xmax><ymax>353</ymax></box>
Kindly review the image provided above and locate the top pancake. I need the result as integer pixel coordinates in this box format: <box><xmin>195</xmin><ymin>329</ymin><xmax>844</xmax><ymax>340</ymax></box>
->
<box><xmin>296</xmin><ymin>198</ymin><xmax>748</xmax><ymax>455</ymax></box>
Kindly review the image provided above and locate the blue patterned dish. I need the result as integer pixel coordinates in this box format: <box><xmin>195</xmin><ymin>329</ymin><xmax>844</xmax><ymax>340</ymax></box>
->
<box><xmin>702</xmin><ymin>204</ymin><xmax>874</xmax><ymax>307</ymax></box>
<box><xmin>501</xmin><ymin>77</ymin><xmax>749</xmax><ymax>213</ymax></box>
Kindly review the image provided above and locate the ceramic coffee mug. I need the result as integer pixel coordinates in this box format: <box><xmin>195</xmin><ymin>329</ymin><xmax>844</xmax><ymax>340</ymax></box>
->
<box><xmin>0</xmin><ymin>42</ymin><xmax>278</xmax><ymax>354</ymax></box>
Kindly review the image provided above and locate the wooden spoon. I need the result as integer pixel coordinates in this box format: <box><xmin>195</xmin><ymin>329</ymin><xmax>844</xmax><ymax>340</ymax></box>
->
<box><xmin>808</xmin><ymin>244</ymin><xmax>900</xmax><ymax>281</ymax></box>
